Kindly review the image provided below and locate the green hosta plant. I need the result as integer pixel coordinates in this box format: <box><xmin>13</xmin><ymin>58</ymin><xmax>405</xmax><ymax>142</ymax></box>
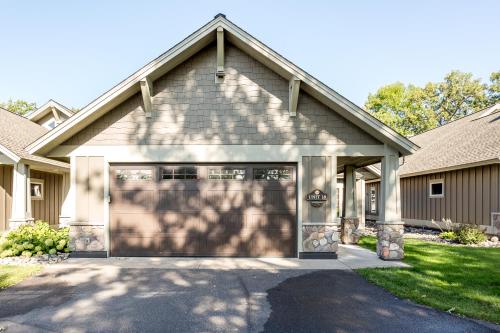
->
<box><xmin>456</xmin><ymin>225</ymin><xmax>487</xmax><ymax>245</ymax></box>
<box><xmin>0</xmin><ymin>221</ymin><xmax>70</xmax><ymax>258</ymax></box>
<box><xmin>439</xmin><ymin>231</ymin><xmax>458</xmax><ymax>241</ymax></box>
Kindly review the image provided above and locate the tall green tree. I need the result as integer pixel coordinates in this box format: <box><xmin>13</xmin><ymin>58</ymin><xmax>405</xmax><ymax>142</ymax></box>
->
<box><xmin>365</xmin><ymin>70</ymin><xmax>496</xmax><ymax>136</ymax></box>
<box><xmin>488</xmin><ymin>71</ymin><xmax>500</xmax><ymax>105</ymax></box>
<box><xmin>424</xmin><ymin>71</ymin><xmax>489</xmax><ymax>125</ymax></box>
<box><xmin>365</xmin><ymin>83</ymin><xmax>436</xmax><ymax>136</ymax></box>
<box><xmin>0</xmin><ymin>99</ymin><xmax>37</xmax><ymax>116</ymax></box>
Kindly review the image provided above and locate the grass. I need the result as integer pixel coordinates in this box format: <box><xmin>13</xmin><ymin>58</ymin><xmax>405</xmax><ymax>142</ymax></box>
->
<box><xmin>0</xmin><ymin>264</ymin><xmax>42</xmax><ymax>289</ymax></box>
<box><xmin>356</xmin><ymin>236</ymin><xmax>500</xmax><ymax>324</ymax></box>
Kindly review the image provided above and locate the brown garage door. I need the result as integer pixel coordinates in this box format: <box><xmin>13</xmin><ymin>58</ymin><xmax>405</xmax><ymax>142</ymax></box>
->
<box><xmin>110</xmin><ymin>164</ymin><xmax>296</xmax><ymax>257</ymax></box>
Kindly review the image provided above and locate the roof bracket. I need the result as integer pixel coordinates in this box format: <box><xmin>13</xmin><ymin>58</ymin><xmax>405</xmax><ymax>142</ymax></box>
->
<box><xmin>289</xmin><ymin>76</ymin><xmax>300</xmax><ymax>117</ymax></box>
<box><xmin>215</xmin><ymin>27</ymin><xmax>225</xmax><ymax>82</ymax></box>
<box><xmin>140</xmin><ymin>77</ymin><xmax>153</xmax><ymax>118</ymax></box>
<box><xmin>51</xmin><ymin>106</ymin><xmax>62</xmax><ymax>125</ymax></box>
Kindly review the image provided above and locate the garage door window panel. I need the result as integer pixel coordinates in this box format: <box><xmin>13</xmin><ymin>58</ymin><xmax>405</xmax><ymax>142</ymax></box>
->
<box><xmin>161</xmin><ymin>167</ymin><xmax>198</xmax><ymax>180</ymax></box>
<box><xmin>115</xmin><ymin>169</ymin><xmax>153</xmax><ymax>181</ymax></box>
<box><xmin>208</xmin><ymin>168</ymin><xmax>246</xmax><ymax>180</ymax></box>
<box><xmin>254</xmin><ymin>168</ymin><xmax>293</xmax><ymax>181</ymax></box>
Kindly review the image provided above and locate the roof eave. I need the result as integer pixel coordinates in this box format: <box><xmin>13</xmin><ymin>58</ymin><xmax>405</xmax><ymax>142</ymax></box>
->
<box><xmin>27</xmin><ymin>15</ymin><xmax>419</xmax><ymax>156</ymax></box>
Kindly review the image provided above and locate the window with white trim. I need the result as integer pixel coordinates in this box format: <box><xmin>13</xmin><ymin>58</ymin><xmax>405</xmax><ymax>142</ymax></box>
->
<box><xmin>429</xmin><ymin>179</ymin><xmax>444</xmax><ymax>198</ymax></box>
<box><xmin>30</xmin><ymin>178</ymin><xmax>44</xmax><ymax>200</ymax></box>
<box><xmin>370</xmin><ymin>186</ymin><xmax>377</xmax><ymax>213</ymax></box>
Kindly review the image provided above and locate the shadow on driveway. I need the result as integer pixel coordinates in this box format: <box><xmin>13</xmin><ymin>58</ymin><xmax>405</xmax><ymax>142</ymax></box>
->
<box><xmin>263</xmin><ymin>270</ymin><xmax>498</xmax><ymax>333</ymax></box>
<box><xmin>0</xmin><ymin>267</ymin><xmax>497</xmax><ymax>333</ymax></box>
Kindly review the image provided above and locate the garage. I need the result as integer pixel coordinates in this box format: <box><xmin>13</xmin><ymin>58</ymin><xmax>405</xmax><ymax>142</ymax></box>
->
<box><xmin>110</xmin><ymin>164</ymin><xmax>297</xmax><ymax>257</ymax></box>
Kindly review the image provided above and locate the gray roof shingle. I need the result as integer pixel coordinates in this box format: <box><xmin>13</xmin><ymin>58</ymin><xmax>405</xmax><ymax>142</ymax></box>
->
<box><xmin>0</xmin><ymin>108</ymin><xmax>69</xmax><ymax>169</ymax></box>
<box><xmin>399</xmin><ymin>104</ymin><xmax>500</xmax><ymax>176</ymax></box>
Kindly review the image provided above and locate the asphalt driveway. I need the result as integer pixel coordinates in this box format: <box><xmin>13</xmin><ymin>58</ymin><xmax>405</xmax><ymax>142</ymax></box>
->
<box><xmin>0</xmin><ymin>266</ymin><xmax>497</xmax><ymax>333</ymax></box>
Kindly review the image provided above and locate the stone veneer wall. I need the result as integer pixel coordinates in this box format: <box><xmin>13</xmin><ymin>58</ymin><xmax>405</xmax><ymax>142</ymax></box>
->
<box><xmin>376</xmin><ymin>223</ymin><xmax>404</xmax><ymax>260</ymax></box>
<box><xmin>302</xmin><ymin>225</ymin><xmax>339</xmax><ymax>252</ymax></box>
<box><xmin>69</xmin><ymin>225</ymin><xmax>105</xmax><ymax>252</ymax></box>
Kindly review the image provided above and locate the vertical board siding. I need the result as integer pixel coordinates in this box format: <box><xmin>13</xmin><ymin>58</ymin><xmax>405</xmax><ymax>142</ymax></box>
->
<box><xmin>30</xmin><ymin>170</ymin><xmax>63</xmax><ymax>226</ymax></box>
<box><xmin>399</xmin><ymin>165</ymin><xmax>500</xmax><ymax>226</ymax></box>
<box><xmin>75</xmin><ymin>156</ymin><xmax>105</xmax><ymax>224</ymax></box>
<box><xmin>0</xmin><ymin>165</ymin><xmax>13</xmax><ymax>231</ymax></box>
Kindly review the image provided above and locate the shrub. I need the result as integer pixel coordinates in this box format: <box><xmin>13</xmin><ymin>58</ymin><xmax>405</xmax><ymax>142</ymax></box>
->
<box><xmin>0</xmin><ymin>221</ymin><xmax>70</xmax><ymax>258</ymax></box>
<box><xmin>456</xmin><ymin>225</ymin><xmax>487</xmax><ymax>245</ymax></box>
<box><xmin>439</xmin><ymin>231</ymin><xmax>458</xmax><ymax>241</ymax></box>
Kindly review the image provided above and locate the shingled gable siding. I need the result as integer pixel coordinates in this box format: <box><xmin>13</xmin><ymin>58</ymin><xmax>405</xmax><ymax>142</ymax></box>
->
<box><xmin>367</xmin><ymin>164</ymin><xmax>500</xmax><ymax>227</ymax></box>
<box><xmin>62</xmin><ymin>44</ymin><xmax>380</xmax><ymax>147</ymax></box>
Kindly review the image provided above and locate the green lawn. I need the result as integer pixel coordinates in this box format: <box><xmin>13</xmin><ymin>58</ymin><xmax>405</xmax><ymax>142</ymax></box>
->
<box><xmin>0</xmin><ymin>265</ymin><xmax>42</xmax><ymax>289</ymax></box>
<box><xmin>357</xmin><ymin>236</ymin><xmax>500</xmax><ymax>324</ymax></box>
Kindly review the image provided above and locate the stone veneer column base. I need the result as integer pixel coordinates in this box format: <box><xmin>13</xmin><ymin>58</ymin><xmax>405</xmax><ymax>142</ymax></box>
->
<box><xmin>376</xmin><ymin>222</ymin><xmax>404</xmax><ymax>260</ymax></box>
<box><xmin>301</xmin><ymin>224</ymin><xmax>339</xmax><ymax>258</ymax></box>
<box><xmin>341</xmin><ymin>217</ymin><xmax>360</xmax><ymax>244</ymax></box>
<box><xmin>68</xmin><ymin>225</ymin><xmax>105</xmax><ymax>252</ymax></box>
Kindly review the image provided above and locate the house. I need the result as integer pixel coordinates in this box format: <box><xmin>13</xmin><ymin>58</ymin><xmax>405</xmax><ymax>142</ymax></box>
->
<box><xmin>365</xmin><ymin>104</ymin><xmax>500</xmax><ymax>235</ymax></box>
<box><xmin>0</xmin><ymin>14</ymin><xmax>418</xmax><ymax>260</ymax></box>
<box><xmin>0</xmin><ymin>107</ymin><xmax>70</xmax><ymax>230</ymax></box>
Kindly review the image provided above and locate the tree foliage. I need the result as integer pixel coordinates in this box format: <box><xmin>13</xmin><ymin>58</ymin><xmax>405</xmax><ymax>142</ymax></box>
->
<box><xmin>365</xmin><ymin>70</ymin><xmax>499</xmax><ymax>136</ymax></box>
<box><xmin>0</xmin><ymin>99</ymin><xmax>37</xmax><ymax>116</ymax></box>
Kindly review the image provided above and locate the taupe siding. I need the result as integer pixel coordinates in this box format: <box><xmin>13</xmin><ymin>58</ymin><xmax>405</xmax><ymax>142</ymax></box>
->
<box><xmin>366</xmin><ymin>164</ymin><xmax>500</xmax><ymax>226</ymax></box>
<box><xmin>30</xmin><ymin>170</ymin><xmax>63</xmax><ymax>226</ymax></box>
<box><xmin>62</xmin><ymin>45</ymin><xmax>380</xmax><ymax>147</ymax></box>
<box><xmin>401</xmin><ymin>165</ymin><xmax>500</xmax><ymax>225</ymax></box>
<box><xmin>75</xmin><ymin>156</ymin><xmax>104</xmax><ymax>224</ymax></box>
<box><xmin>0</xmin><ymin>165</ymin><xmax>13</xmax><ymax>231</ymax></box>
<box><xmin>302</xmin><ymin>156</ymin><xmax>333</xmax><ymax>223</ymax></box>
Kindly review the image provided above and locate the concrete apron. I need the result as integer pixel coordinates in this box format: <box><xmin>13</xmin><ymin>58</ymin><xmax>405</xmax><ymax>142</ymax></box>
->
<box><xmin>54</xmin><ymin>245</ymin><xmax>409</xmax><ymax>271</ymax></box>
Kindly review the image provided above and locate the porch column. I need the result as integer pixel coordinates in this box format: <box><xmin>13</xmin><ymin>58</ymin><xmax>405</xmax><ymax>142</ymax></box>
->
<box><xmin>341</xmin><ymin>165</ymin><xmax>359</xmax><ymax>244</ymax></box>
<box><xmin>377</xmin><ymin>145</ymin><xmax>404</xmax><ymax>260</ymax></box>
<box><xmin>59</xmin><ymin>171</ymin><xmax>72</xmax><ymax>227</ymax></box>
<box><xmin>9</xmin><ymin>162</ymin><xmax>34</xmax><ymax>229</ymax></box>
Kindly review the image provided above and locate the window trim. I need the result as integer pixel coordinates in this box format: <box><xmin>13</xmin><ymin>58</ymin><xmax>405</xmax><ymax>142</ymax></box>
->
<box><xmin>30</xmin><ymin>178</ymin><xmax>44</xmax><ymax>200</ymax></box>
<box><xmin>429</xmin><ymin>179</ymin><xmax>444</xmax><ymax>198</ymax></box>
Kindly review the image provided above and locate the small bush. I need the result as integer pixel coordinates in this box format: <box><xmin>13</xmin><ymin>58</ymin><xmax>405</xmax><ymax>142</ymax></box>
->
<box><xmin>439</xmin><ymin>231</ymin><xmax>458</xmax><ymax>241</ymax></box>
<box><xmin>0</xmin><ymin>221</ymin><xmax>70</xmax><ymax>258</ymax></box>
<box><xmin>456</xmin><ymin>225</ymin><xmax>487</xmax><ymax>245</ymax></box>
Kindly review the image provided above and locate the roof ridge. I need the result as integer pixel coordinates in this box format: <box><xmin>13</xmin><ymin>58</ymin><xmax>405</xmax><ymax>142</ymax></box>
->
<box><xmin>410</xmin><ymin>104</ymin><xmax>497</xmax><ymax>139</ymax></box>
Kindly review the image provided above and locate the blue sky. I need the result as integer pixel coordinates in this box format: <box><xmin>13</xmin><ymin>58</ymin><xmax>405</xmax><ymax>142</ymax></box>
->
<box><xmin>0</xmin><ymin>0</ymin><xmax>498</xmax><ymax>109</ymax></box>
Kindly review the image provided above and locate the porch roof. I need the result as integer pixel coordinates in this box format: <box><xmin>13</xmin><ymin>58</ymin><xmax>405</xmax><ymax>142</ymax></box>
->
<box><xmin>0</xmin><ymin>108</ymin><xmax>69</xmax><ymax>171</ymax></box>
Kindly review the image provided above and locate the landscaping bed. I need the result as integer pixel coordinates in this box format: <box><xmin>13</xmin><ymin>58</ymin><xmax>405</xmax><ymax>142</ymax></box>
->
<box><xmin>356</xmin><ymin>236</ymin><xmax>500</xmax><ymax>324</ymax></box>
<box><xmin>363</xmin><ymin>221</ymin><xmax>499</xmax><ymax>248</ymax></box>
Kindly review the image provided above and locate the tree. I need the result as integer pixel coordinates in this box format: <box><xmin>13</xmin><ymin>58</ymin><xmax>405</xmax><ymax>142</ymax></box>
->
<box><xmin>365</xmin><ymin>83</ymin><xmax>436</xmax><ymax>136</ymax></box>
<box><xmin>365</xmin><ymin>70</ymin><xmax>496</xmax><ymax>136</ymax></box>
<box><xmin>0</xmin><ymin>99</ymin><xmax>37</xmax><ymax>116</ymax></box>
<box><xmin>424</xmin><ymin>71</ymin><xmax>489</xmax><ymax>125</ymax></box>
<box><xmin>488</xmin><ymin>71</ymin><xmax>500</xmax><ymax>105</ymax></box>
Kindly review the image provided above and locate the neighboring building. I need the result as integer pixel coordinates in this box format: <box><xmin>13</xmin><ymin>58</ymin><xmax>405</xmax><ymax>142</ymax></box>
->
<box><xmin>1</xmin><ymin>15</ymin><xmax>417</xmax><ymax>260</ymax></box>
<box><xmin>365</xmin><ymin>104</ymin><xmax>500</xmax><ymax>235</ymax></box>
<box><xmin>0</xmin><ymin>108</ymin><xmax>69</xmax><ymax>230</ymax></box>
<box><xmin>26</xmin><ymin>100</ymin><xmax>74</xmax><ymax>129</ymax></box>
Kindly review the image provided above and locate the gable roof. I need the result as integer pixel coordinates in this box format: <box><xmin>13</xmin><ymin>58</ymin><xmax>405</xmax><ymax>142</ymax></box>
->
<box><xmin>0</xmin><ymin>108</ymin><xmax>69</xmax><ymax>170</ymax></box>
<box><xmin>27</xmin><ymin>14</ymin><xmax>418</xmax><ymax>156</ymax></box>
<box><xmin>26</xmin><ymin>99</ymin><xmax>74</xmax><ymax>122</ymax></box>
<box><xmin>399</xmin><ymin>104</ymin><xmax>500</xmax><ymax>177</ymax></box>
